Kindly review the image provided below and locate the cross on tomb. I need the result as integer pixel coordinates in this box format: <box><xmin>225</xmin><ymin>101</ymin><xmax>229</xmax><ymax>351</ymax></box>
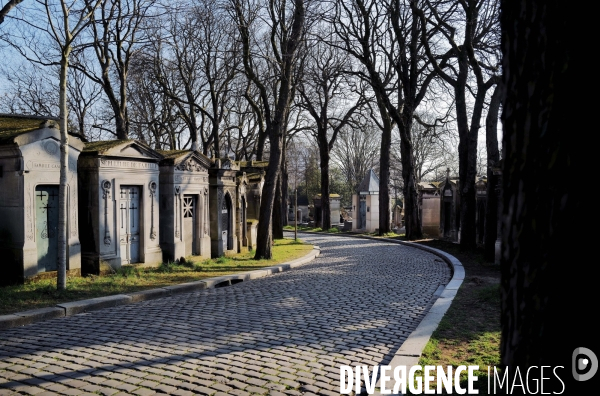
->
<box><xmin>37</xmin><ymin>191</ymin><xmax>46</xmax><ymax>201</ymax></box>
<box><xmin>41</xmin><ymin>202</ymin><xmax>52</xmax><ymax>214</ymax></box>
<box><xmin>120</xmin><ymin>203</ymin><xmax>126</xmax><ymax>228</ymax></box>
<box><xmin>129</xmin><ymin>202</ymin><xmax>138</xmax><ymax>227</ymax></box>
<box><xmin>129</xmin><ymin>189</ymin><xmax>138</xmax><ymax>198</ymax></box>
<box><xmin>48</xmin><ymin>190</ymin><xmax>57</xmax><ymax>201</ymax></box>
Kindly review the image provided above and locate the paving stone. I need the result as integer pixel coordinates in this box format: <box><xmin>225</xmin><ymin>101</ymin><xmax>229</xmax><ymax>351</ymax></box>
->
<box><xmin>245</xmin><ymin>385</ymin><xmax>269</xmax><ymax>394</ymax></box>
<box><xmin>132</xmin><ymin>388</ymin><xmax>155</xmax><ymax>396</ymax></box>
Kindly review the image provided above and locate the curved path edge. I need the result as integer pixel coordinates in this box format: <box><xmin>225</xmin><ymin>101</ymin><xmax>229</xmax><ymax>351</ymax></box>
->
<box><xmin>0</xmin><ymin>245</ymin><xmax>321</xmax><ymax>331</ymax></box>
<box><xmin>285</xmin><ymin>230</ymin><xmax>464</xmax><ymax>394</ymax></box>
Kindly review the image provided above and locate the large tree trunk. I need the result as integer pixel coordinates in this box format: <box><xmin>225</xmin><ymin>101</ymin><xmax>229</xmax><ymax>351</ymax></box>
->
<box><xmin>57</xmin><ymin>48</ymin><xmax>70</xmax><ymax>291</ymax></box>
<box><xmin>319</xmin><ymin>146</ymin><xmax>331</xmax><ymax>230</ymax></box>
<box><xmin>500</xmin><ymin>1</ymin><xmax>590</xmax><ymax>391</ymax></box>
<box><xmin>255</xmin><ymin>130</ymin><xmax>282</xmax><ymax>258</ymax></box>
<box><xmin>281</xmin><ymin>149</ymin><xmax>289</xmax><ymax>227</ymax></box>
<box><xmin>114</xmin><ymin>111</ymin><xmax>128</xmax><ymax>140</ymax></box>
<box><xmin>255</xmin><ymin>128</ymin><xmax>267</xmax><ymax>161</ymax></box>
<box><xmin>375</xmin><ymin>95</ymin><xmax>392</xmax><ymax>235</ymax></box>
<box><xmin>272</xmin><ymin>173</ymin><xmax>283</xmax><ymax>240</ymax></box>
<box><xmin>455</xmin><ymin>53</ymin><xmax>478</xmax><ymax>249</ymax></box>
<box><xmin>484</xmin><ymin>84</ymin><xmax>501</xmax><ymax>261</ymax></box>
<box><xmin>399</xmin><ymin>116</ymin><xmax>423</xmax><ymax>240</ymax></box>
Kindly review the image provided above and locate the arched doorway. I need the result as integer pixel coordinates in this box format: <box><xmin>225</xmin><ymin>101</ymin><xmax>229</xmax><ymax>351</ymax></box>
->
<box><xmin>222</xmin><ymin>193</ymin><xmax>233</xmax><ymax>251</ymax></box>
<box><xmin>241</xmin><ymin>196</ymin><xmax>247</xmax><ymax>246</ymax></box>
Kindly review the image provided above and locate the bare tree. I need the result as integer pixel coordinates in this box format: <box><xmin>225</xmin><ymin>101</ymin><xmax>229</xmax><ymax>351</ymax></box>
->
<box><xmin>67</xmin><ymin>64</ymin><xmax>102</xmax><ymax>139</ymax></box>
<box><xmin>297</xmin><ymin>31</ymin><xmax>365</xmax><ymax>229</ymax></box>
<box><xmin>329</xmin><ymin>0</ymin><xmax>444</xmax><ymax>237</ymax></box>
<box><xmin>230</xmin><ymin>0</ymin><xmax>305</xmax><ymax>259</ymax></box>
<box><xmin>6</xmin><ymin>0</ymin><xmax>101</xmax><ymax>289</ymax></box>
<box><xmin>414</xmin><ymin>0</ymin><xmax>501</xmax><ymax>248</ymax></box>
<box><xmin>127</xmin><ymin>50</ymin><xmax>186</xmax><ymax>149</ymax></box>
<box><xmin>0</xmin><ymin>64</ymin><xmax>58</xmax><ymax>116</ymax></box>
<box><xmin>222</xmin><ymin>81</ymin><xmax>263</xmax><ymax>160</ymax></box>
<box><xmin>149</xmin><ymin>0</ymin><xmax>238</xmax><ymax>155</ymax></box>
<box><xmin>331</xmin><ymin>119</ymin><xmax>381</xmax><ymax>193</ymax></box>
<box><xmin>0</xmin><ymin>0</ymin><xmax>24</xmax><ymax>25</ymax></box>
<box><xmin>71</xmin><ymin>0</ymin><xmax>157</xmax><ymax>140</ymax></box>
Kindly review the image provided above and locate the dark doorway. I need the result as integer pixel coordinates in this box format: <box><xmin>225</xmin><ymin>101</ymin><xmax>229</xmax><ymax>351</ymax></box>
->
<box><xmin>35</xmin><ymin>185</ymin><xmax>59</xmax><ymax>272</ymax></box>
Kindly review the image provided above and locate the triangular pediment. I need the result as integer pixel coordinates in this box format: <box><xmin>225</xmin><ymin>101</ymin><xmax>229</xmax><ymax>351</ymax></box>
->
<box><xmin>173</xmin><ymin>151</ymin><xmax>211</xmax><ymax>172</ymax></box>
<box><xmin>86</xmin><ymin>140</ymin><xmax>161</xmax><ymax>160</ymax></box>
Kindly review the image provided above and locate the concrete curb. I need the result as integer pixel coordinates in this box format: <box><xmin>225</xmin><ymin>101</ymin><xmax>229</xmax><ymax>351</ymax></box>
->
<box><xmin>285</xmin><ymin>230</ymin><xmax>464</xmax><ymax>395</ymax></box>
<box><xmin>0</xmin><ymin>245</ymin><xmax>321</xmax><ymax>330</ymax></box>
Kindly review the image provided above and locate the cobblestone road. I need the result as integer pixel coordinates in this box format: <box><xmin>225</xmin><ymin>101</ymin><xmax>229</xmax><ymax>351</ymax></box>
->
<box><xmin>0</xmin><ymin>233</ymin><xmax>451</xmax><ymax>396</ymax></box>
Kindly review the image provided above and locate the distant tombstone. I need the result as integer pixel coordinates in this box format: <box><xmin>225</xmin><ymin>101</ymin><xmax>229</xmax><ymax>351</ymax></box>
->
<box><xmin>236</xmin><ymin>172</ymin><xmax>248</xmax><ymax>252</ymax></box>
<box><xmin>391</xmin><ymin>199</ymin><xmax>403</xmax><ymax>228</ymax></box>
<box><xmin>208</xmin><ymin>159</ymin><xmax>239</xmax><ymax>257</ymax></box>
<box><xmin>158</xmin><ymin>150</ymin><xmax>212</xmax><ymax>262</ymax></box>
<box><xmin>313</xmin><ymin>194</ymin><xmax>341</xmax><ymax>228</ymax></box>
<box><xmin>475</xmin><ymin>176</ymin><xmax>488</xmax><ymax>245</ymax></box>
<box><xmin>352</xmin><ymin>169</ymin><xmax>380</xmax><ymax>232</ymax></box>
<box><xmin>77</xmin><ymin>139</ymin><xmax>162</xmax><ymax>274</ymax></box>
<box><xmin>439</xmin><ymin>169</ymin><xmax>460</xmax><ymax>242</ymax></box>
<box><xmin>0</xmin><ymin>114</ymin><xmax>84</xmax><ymax>284</ymax></box>
<box><xmin>330</xmin><ymin>195</ymin><xmax>341</xmax><ymax>225</ymax></box>
<box><xmin>418</xmin><ymin>182</ymin><xmax>441</xmax><ymax>237</ymax></box>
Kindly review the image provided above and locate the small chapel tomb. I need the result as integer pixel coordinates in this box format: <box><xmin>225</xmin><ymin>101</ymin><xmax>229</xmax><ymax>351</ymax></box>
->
<box><xmin>77</xmin><ymin>140</ymin><xmax>162</xmax><ymax>274</ymax></box>
<box><xmin>0</xmin><ymin>114</ymin><xmax>84</xmax><ymax>284</ymax></box>
<box><xmin>158</xmin><ymin>150</ymin><xmax>212</xmax><ymax>262</ymax></box>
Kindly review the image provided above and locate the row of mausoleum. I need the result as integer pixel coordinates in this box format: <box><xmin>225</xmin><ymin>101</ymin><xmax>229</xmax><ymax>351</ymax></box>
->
<box><xmin>0</xmin><ymin>114</ymin><xmax>265</xmax><ymax>284</ymax></box>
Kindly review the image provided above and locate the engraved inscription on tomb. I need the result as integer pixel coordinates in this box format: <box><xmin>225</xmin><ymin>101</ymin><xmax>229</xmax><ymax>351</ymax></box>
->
<box><xmin>26</xmin><ymin>159</ymin><xmax>77</xmax><ymax>172</ymax></box>
<box><xmin>99</xmin><ymin>159</ymin><xmax>158</xmax><ymax>169</ymax></box>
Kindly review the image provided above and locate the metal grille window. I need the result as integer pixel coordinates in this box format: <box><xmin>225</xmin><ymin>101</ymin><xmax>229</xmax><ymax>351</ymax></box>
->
<box><xmin>183</xmin><ymin>197</ymin><xmax>194</xmax><ymax>218</ymax></box>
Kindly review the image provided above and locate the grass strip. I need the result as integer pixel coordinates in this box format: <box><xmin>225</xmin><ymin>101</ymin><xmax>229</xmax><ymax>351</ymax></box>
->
<box><xmin>0</xmin><ymin>238</ymin><xmax>312</xmax><ymax>316</ymax></box>
<box><xmin>407</xmin><ymin>240</ymin><xmax>501</xmax><ymax>395</ymax></box>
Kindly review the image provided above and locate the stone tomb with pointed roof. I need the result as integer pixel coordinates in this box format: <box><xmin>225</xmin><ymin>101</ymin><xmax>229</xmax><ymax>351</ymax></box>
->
<box><xmin>209</xmin><ymin>158</ymin><xmax>240</xmax><ymax>257</ymax></box>
<box><xmin>0</xmin><ymin>114</ymin><xmax>84</xmax><ymax>284</ymax></box>
<box><xmin>418</xmin><ymin>181</ymin><xmax>441</xmax><ymax>237</ymax></box>
<box><xmin>158</xmin><ymin>150</ymin><xmax>212</xmax><ymax>262</ymax></box>
<box><xmin>238</xmin><ymin>160</ymin><xmax>266</xmax><ymax>250</ymax></box>
<box><xmin>352</xmin><ymin>169</ymin><xmax>380</xmax><ymax>232</ymax></box>
<box><xmin>313</xmin><ymin>194</ymin><xmax>341</xmax><ymax>228</ymax></box>
<box><xmin>439</xmin><ymin>172</ymin><xmax>460</xmax><ymax>242</ymax></box>
<box><xmin>77</xmin><ymin>140</ymin><xmax>162</xmax><ymax>274</ymax></box>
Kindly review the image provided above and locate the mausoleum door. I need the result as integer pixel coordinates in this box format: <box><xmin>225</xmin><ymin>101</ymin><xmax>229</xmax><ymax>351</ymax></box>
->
<box><xmin>119</xmin><ymin>186</ymin><xmax>140</xmax><ymax>264</ymax></box>
<box><xmin>222</xmin><ymin>194</ymin><xmax>232</xmax><ymax>251</ymax></box>
<box><xmin>241</xmin><ymin>196</ymin><xmax>247</xmax><ymax>243</ymax></box>
<box><xmin>359</xmin><ymin>198</ymin><xmax>367</xmax><ymax>229</ymax></box>
<box><xmin>35</xmin><ymin>185</ymin><xmax>59</xmax><ymax>273</ymax></box>
<box><xmin>183</xmin><ymin>195</ymin><xmax>196</xmax><ymax>256</ymax></box>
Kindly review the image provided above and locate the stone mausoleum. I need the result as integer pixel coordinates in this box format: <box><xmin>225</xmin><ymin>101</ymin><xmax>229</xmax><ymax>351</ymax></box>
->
<box><xmin>439</xmin><ymin>169</ymin><xmax>460</xmax><ymax>242</ymax></box>
<box><xmin>158</xmin><ymin>150</ymin><xmax>212</xmax><ymax>262</ymax></box>
<box><xmin>313</xmin><ymin>194</ymin><xmax>341</xmax><ymax>228</ymax></box>
<box><xmin>0</xmin><ymin>114</ymin><xmax>84</xmax><ymax>284</ymax></box>
<box><xmin>418</xmin><ymin>181</ymin><xmax>441</xmax><ymax>237</ymax></box>
<box><xmin>208</xmin><ymin>158</ymin><xmax>240</xmax><ymax>257</ymax></box>
<box><xmin>352</xmin><ymin>169</ymin><xmax>380</xmax><ymax>232</ymax></box>
<box><xmin>235</xmin><ymin>171</ymin><xmax>248</xmax><ymax>252</ymax></box>
<box><xmin>77</xmin><ymin>140</ymin><xmax>163</xmax><ymax>274</ymax></box>
<box><xmin>238</xmin><ymin>160</ymin><xmax>266</xmax><ymax>250</ymax></box>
